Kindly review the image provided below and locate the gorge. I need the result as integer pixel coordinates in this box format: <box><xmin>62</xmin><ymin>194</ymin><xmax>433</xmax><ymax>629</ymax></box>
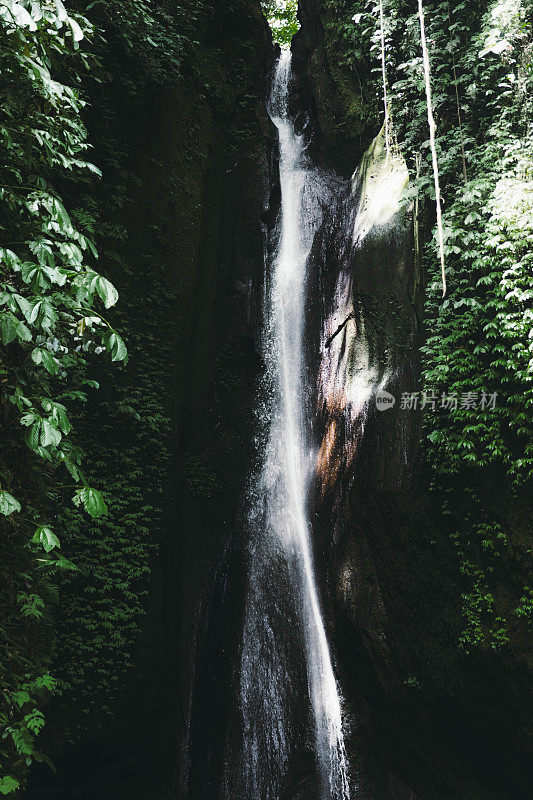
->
<box><xmin>0</xmin><ymin>2</ymin><xmax>531</xmax><ymax>800</ymax></box>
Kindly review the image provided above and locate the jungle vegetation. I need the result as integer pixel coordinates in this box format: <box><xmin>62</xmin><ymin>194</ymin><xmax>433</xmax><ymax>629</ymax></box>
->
<box><xmin>0</xmin><ymin>0</ymin><xmax>531</xmax><ymax>795</ymax></box>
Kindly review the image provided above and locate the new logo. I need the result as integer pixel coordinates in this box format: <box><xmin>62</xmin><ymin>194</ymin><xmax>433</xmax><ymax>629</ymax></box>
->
<box><xmin>375</xmin><ymin>389</ymin><xmax>396</xmax><ymax>411</ymax></box>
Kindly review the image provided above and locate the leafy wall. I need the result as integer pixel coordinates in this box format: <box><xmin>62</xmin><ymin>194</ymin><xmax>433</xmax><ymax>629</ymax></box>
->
<box><xmin>1</xmin><ymin>0</ymin><xmax>271</xmax><ymax>795</ymax></box>
<box><xmin>0</xmin><ymin>2</ymin><xmax>126</xmax><ymax>793</ymax></box>
<box><xmin>386</xmin><ymin>0</ymin><xmax>532</xmax><ymax>652</ymax></box>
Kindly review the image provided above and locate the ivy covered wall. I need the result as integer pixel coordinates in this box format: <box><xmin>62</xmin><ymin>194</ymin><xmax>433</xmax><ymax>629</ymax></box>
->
<box><xmin>294</xmin><ymin>0</ymin><xmax>532</xmax><ymax>661</ymax></box>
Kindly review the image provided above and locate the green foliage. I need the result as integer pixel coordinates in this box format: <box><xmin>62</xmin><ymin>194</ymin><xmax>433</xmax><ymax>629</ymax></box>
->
<box><xmin>29</xmin><ymin>0</ymin><xmax>267</xmax><ymax>757</ymax></box>
<box><xmin>39</xmin><ymin>0</ymin><xmax>180</xmax><ymax>744</ymax></box>
<box><xmin>0</xmin><ymin>777</ymin><xmax>20</xmax><ymax>796</ymax></box>
<box><xmin>412</xmin><ymin>0</ymin><xmax>532</xmax><ymax>650</ymax></box>
<box><xmin>261</xmin><ymin>0</ymin><xmax>299</xmax><ymax>47</ymax></box>
<box><xmin>332</xmin><ymin>0</ymin><xmax>532</xmax><ymax>649</ymax></box>
<box><xmin>51</xmin><ymin>273</ymin><xmax>174</xmax><ymax>739</ymax></box>
<box><xmin>0</xmin><ymin>491</ymin><xmax>21</xmax><ymax>516</ymax></box>
<box><xmin>0</xmin><ymin>0</ymin><xmax>126</xmax><ymax>788</ymax></box>
<box><xmin>309</xmin><ymin>1</ymin><xmax>379</xmax><ymax>162</ymax></box>
<box><xmin>322</xmin><ymin>0</ymin><xmax>376</xmax><ymax>79</ymax></box>
<box><xmin>515</xmin><ymin>588</ymin><xmax>533</xmax><ymax>622</ymax></box>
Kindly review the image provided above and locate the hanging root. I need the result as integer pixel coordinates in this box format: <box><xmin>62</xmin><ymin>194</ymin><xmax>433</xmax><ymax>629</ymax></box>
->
<box><xmin>379</xmin><ymin>0</ymin><xmax>390</xmax><ymax>157</ymax></box>
<box><xmin>417</xmin><ymin>0</ymin><xmax>447</xmax><ymax>298</ymax></box>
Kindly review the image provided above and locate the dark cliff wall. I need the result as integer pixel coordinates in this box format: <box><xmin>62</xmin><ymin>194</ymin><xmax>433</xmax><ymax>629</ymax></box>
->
<box><xmin>292</xmin><ymin>0</ymin><xmax>379</xmax><ymax>175</ymax></box>
<box><xmin>167</xmin><ymin>63</ymin><xmax>277</xmax><ymax>800</ymax></box>
<box><xmin>138</xmin><ymin>7</ymin><xmax>276</xmax><ymax>800</ymax></box>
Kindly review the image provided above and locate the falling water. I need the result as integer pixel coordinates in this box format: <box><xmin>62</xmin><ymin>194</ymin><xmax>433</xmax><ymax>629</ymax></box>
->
<box><xmin>239</xmin><ymin>51</ymin><xmax>351</xmax><ymax>800</ymax></box>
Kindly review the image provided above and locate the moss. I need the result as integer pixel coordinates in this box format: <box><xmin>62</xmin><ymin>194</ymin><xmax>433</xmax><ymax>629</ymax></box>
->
<box><xmin>294</xmin><ymin>0</ymin><xmax>380</xmax><ymax>174</ymax></box>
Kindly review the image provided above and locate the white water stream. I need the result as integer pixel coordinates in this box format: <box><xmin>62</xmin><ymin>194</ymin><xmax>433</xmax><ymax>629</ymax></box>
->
<box><xmin>240</xmin><ymin>50</ymin><xmax>351</xmax><ymax>800</ymax></box>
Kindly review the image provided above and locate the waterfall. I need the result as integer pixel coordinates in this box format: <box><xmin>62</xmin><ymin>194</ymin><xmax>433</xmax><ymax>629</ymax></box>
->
<box><xmin>239</xmin><ymin>51</ymin><xmax>351</xmax><ymax>800</ymax></box>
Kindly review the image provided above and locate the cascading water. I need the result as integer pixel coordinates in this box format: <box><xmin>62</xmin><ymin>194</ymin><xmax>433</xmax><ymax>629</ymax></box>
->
<box><xmin>239</xmin><ymin>51</ymin><xmax>351</xmax><ymax>800</ymax></box>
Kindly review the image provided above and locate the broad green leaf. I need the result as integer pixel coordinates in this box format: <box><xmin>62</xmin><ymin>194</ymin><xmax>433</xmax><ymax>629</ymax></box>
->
<box><xmin>26</xmin><ymin>421</ymin><xmax>41</xmax><ymax>451</ymax></box>
<box><xmin>112</xmin><ymin>333</ymin><xmax>127</xmax><ymax>361</ymax></box>
<box><xmin>96</xmin><ymin>276</ymin><xmax>119</xmax><ymax>309</ymax></box>
<box><xmin>105</xmin><ymin>331</ymin><xmax>127</xmax><ymax>362</ymax></box>
<box><xmin>4</xmin><ymin>2</ymin><xmax>36</xmax><ymax>30</ymax></box>
<box><xmin>15</xmin><ymin>295</ymin><xmax>33</xmax><ymax>321</ymax></box>
<box><xmin>29</xmin><ymin>301</ymin><xmax>42</xmax><ymax>324</ymax></box>
<box><xmin>56</xmin><ymin>407</ymin><xmax>71</xmax><ymax>435</ymax></box>
<box><xmin>43</xmin><ymin>401</ymin><xmax>71</xmax><ymax>434</ymax></box>
<box><xmin>60</xmin><ymin>453</ymin><xmax>80</xmax><ymax>481</ymax></box>
<box><xmin>41</xmin><ymin>350</ymin><xmax>58</xmax><ymax>374</ymax></box>
<box><xmin>1</xmin><ymin>312</ymin><xmax>31</xmax><ymax>345</ymax></box>
<box><xmin>40</xmin><ymin>419</ymin><xmax>62</xmax><ymax>448</ymax></box>
<box><xmin>18</xmin><ymin>320</ymin><xmax>32</xmax><ymax>342</ymax></box>
<box><xmin>0</xmin><ymin>248</ymin><xmax>21</xmax><ymax>269</ymax></box>
<box><xmin>1</xmin><ymin>312</ymin><xmax>19</xmax><ymax>345</ymax></box>
<box><xmin>21</xmin><ymin>263</ymin><xmax>40</xmax><ymax>284</ymax></box>
<box><xmin>0</xmin><ymin>490</ymin><xmax>21</xmax><ymax>516</ymax></box>
<box><xmin>72</xmin><ymin>487</ymin><xmax>108</xmax><ymax>518</ymax></box>
<box><xmin>54</xmin><ymin>0</ymin><xmax>69</xmax><ymax>22</ymax></box>
<box><xmin>31</xmin><ymin>348</ymin><xmax>57</xmax><ymax>374</ymax></box>
<box><xmin>42</xmin><ymin>266</ymin><xmax>67</xmax><ymax>287</ymax></box>
<box><xmin>11</xmin><ymin>691</ymin><xmax>30</xmax><ymax>709</ymax></box>
<box><xmin>52</xmin><ymin>198</ymin><xmax>72</xmax><ymax>230</ymax></box>
<box><xmin>69</xmin><ymin>17</ymin><xmax>84</xmax><ymax>43</ymax></box>
<box><xmin>32</xmin><ymin>525</ymin><xmax>60</xmax><ymax>553</ymax></box>
<box><xmin>0</xmin><ymin>776</ymin><xmax>20</xmax><ymax>796</ymax></box>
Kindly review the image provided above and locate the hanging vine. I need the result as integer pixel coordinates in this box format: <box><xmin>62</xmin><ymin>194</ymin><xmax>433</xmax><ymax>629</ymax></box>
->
<box><xmin>417</xmin><ymin>0</ymin><xmax>447</xmax><ymax>297</ymax></box>
<box><xmin>379</xmin><ymin>0</ymin><xmax>390</xmax><ymax>154</ymax></box>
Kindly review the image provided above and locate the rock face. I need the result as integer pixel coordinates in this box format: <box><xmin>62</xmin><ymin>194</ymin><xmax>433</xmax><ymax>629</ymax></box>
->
<box><xmin>293</xmin><ymin>7</ymin><xmax>532</xmax><ymax>800</ymax></box>
<box><xmin>292</xmin><ymin>0</ymin><xmax>379</xmax><ymax>176</ymax></box>
<box><xmin>163</xmin><ymin>9</ymin><xmax>278</xmax><ymax>800</ymax></box>
<box><xmin>303</xmin><ymin>125</ymin><xmax>425</xmax><ymax>800</ymax></box>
